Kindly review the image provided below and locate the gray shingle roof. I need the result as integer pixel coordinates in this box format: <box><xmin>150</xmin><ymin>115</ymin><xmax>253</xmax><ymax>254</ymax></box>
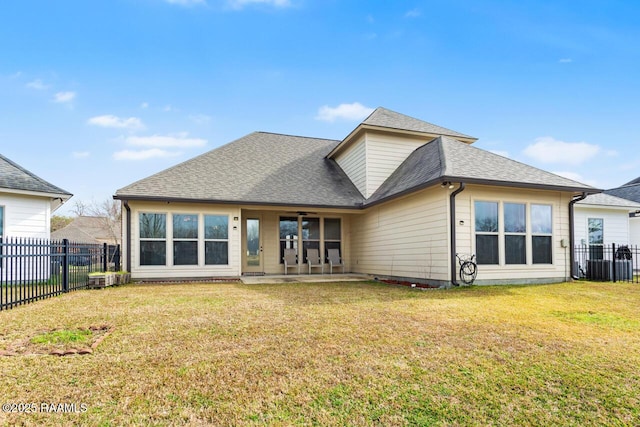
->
<box><xmin>0</xmin><ymin>154</ymin><xmax>72</xmax><ymax>197</ymax></box>
<box><xmin>362</xmin><ymin>107</ymin><xmax>476</xmax><ymax>140</ymax></box>
<box><xmin>577</xmin><ymin>193</ymin><xmax>640</xmax><ymax>209</ymax></box>
<box><xmin>367</xmin><ymin>136</ymin><xmax>597</xmax><ymax>204</ymax></box>
<box><xmin>51</xmin><ymin>216</ymin><xmax>121</xmax><ymax>244</ymax></box>
<box><xmin>115</xmin><ymin>132</ymin><xmax>365</xmax><ymax>208</ymax></box>
<box><xmin>605</xmin><ymin>183</ymin><xmax>640</xmax><ymax>204</ymax></box>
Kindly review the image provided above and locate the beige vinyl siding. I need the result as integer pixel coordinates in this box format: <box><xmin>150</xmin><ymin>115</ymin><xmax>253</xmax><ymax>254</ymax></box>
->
<box><xmin>334</xmin><ymin>137</ymin><xmax>367</xmax><ymax>197</ymax></box>
<box><xmin>365</xmin><ymin>133</ymin><xmax>427</xmax><ymax>198</ymax></box>
<box><xmin>0</xmin><ymin>192</ymin><xmax>50</xmax><ymax>238</ymax></box>
<box><xmin>128</xmin><ymin>201</ymin><xmax>241</xmax><ymax>280</ymax></box>
<box><xmin>574</xmin><ymin>206</ymin><xmax>632</xmax><ymax>245</ymax></box>
<box><xmin>454</xmin><ymin>185</ymin><xmax>572</xmax><ymax>283</ymax></box>
<box><xmin>350</xmin><ymin>187</ymin><xmax>450</xmax><ymax>282</ymax></box>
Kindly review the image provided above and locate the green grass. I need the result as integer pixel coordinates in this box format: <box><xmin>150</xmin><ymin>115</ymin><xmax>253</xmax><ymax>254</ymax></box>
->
<box><xmin>1</xmin><ymin>281</ymin><xmax>639</xmax><ymax>425</ymax></box>
<box><xmin>30</xmin><ymin>329</ymin><xmax>93</xmax><ymax>345</ymax></box>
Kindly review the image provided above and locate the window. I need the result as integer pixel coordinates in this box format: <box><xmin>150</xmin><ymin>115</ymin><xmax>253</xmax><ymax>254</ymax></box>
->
<box><xmin>205</xmin><ymin>215</ymin><xmax>229</xmax><ymax>265</ymax></box>
<box><xmin>173</xmin><ymin>214</ymin><xmax>198</xmax><ymax>265</ymax></box>
<box><xmin>0</xmin><ymin>206</ymin><xmax>4</xmax><ymax>237</ymax></box>
<box><xmin>531</xmin><ymin>204</ymin><xmax>552</xmax><ymax>264</ymax></box>
<box><xmin>587</xmin><ymin>217</ymin><xmax>604</xmax><ymax>260</ymax></box>
<box><xmin>140</xmin><ymin>213</ymin><xmax>166</xmax><ymax>265</ymax></box>
<box><xmin>279</xmin><ymin>217</ymin><xmax>298</xmax><ymax>264</ymax></box>
<box><xmin>475</xmin><ymin>201</ymin><xmax>499</xmax><ymax>265</ymax></box>
<box><xmin>324</xmin><ymin>218</ymin><xmax>341</xmax><ymax>258</ymax></box>
<box><xmin>302</xmin><ymin>217</ymin><xmax>320</xmax><ymax>263</ymax></box>
<box><xmin>504</xmin><ymin>203</ymin><xmax>526</xmax><ymax>264</ymax></box>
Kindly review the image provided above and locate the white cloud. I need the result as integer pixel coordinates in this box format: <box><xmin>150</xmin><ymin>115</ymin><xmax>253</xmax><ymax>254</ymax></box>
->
<box><xmin>72</xmin><ymin>151</ymin><xmax>90</xmax><ymax>159</ymax></box>
<box><xmin>140</xmin><ymin>102</ymin><xmax>149</xmax><ymax>109</ymax></box>
<box><xmin>113</xmin><ymin>149</ymin><xmax>182</xmax><ymax>161</ymax></box>
<box><xmin>405</xmin><ymin>8</ymin><xmax>421</xmax><ymax>18</ymax></box>
<box><xmin>315</xmin><ymin>102</ymin><xmax>374</xmax><ymax>122</ymax></box>
<box><xmin>53</xmin><ymin>91</ymin><xmax>76</xmax><ymax>103</ymax></box>
<box><xmin>163</xmin><ymin>104</ymin><xmax>177</xmax><ymax>112</ymax></box>
<box><xmin>26</xmin><ymin>79</ymin><xmax>48</xmax><ymax>90</ymax></box>
<box><xmin>523</xmin><ymin>136</ymin><xmax>600</xmax><ymax>166</ymax></box>
<box><xmin>125</xmin><ymin>132</ymin><xmax>207</xmax><ymax>148</ymax></box>
<box><xmin>88</xmin><ymin>115</ymin><xmax>145</xmax><ymax>130</ymax></box>
<box><xmin>165</xmin><ymin>0</ymin><xmax>206</xmax><ymax>6</ymax></box>
<box><xmin>228</xmin><ymin>0</ymin><xmax>291</xmax><ymax>9</ymax></box>
<box><xmin>559</xmin><ymin>58</ymin><xmax>573</xmax><ymax>63</ymax></box>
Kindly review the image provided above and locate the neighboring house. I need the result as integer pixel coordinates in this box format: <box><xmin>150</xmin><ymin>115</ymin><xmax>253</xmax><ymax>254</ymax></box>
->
<box><xmin>605</xmin><ymin>177</ymin><xmax>640</xmax><ymax>247</ymax></box>
<box><xmin>0</xmin><ymin>154</ymin><xmax>72</xmax><ymax>239</ymax></box>
<box><xmin>574</xmin><ymin>193</ymin><xmax>640</xmax><ymax>247</ymax></box>
<box><xmin>114</xmin><ymin>107</ymin><xmax>597</xmax><ymax>286</ymax></box>
<box><xmin>1</xmin><ymin>154</ymin><xmax>72</xmax><ymax>281</ymax></box>
<box><xmin>52</xmin><ymin>216</ymin><xmax>121</xmax><ymax>245</ymax></box>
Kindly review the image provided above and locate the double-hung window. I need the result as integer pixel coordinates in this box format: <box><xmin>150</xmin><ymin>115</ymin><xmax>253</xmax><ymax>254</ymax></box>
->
<box><xmin>302</xmin><ymin>217</ymin><xmax>320</xmax><ymax>263</ymax></box>
<box><xmin>475</xmin><ymin>202</ymin><xmax>499</xmax><ymax>265</ymax></box>
<box><xmin>504</xmin><ymin>203</ymin><xmax>526</xmax><ymax>264</ymax></box>
<box><xmin>324</xmin><ymin>218</ymin><xmax>341</xmax><ymax>257</ymax></box>
<box><xmin>279</xmin><ymin>217</ymin><xmax>298</xmax><ymax>264</ymax></box>
<box><xmin>173</xmin><ymin>214</ymin><xmax>198</xmax><ymax>265</ymax></box>
<box><xmin>531</xmin><ymin>205</ymin><xmax>553</xmax><ymax>264</ymax></box>
<box><xmin>205</xmin><ymin>215</ymin><xmax>229</xmax><ymax>265</ymax></box>
<box><xmin>0</xmin><ymin>206</ymin><xmax>4</xmax><ymax>238</ymax></box>
<box><xmin>140</xmin><ymin>213</ymin><xmax>167</xmax><ymax>266</ymax></box>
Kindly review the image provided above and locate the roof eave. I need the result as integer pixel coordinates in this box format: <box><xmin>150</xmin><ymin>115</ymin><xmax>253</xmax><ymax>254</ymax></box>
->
<box><xmin>364</xmin><ymin>177</ymin><xmax>601</xmax><ymax>209</ymax></box>
<box><xmin>113</xmin><ymin>194</ymin><xmax>364</xmax><ymax>210</ymax></box>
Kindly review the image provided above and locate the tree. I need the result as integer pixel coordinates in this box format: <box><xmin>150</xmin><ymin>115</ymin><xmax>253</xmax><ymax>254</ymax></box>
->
<box><xmin>51</xmin><ymin>215</ymin><xmax>73</xmax><ymax>232</ymax></box>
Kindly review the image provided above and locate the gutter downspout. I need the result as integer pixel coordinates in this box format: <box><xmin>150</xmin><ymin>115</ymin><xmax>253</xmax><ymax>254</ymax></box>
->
<box><xmin>450</xmin><ymin>183</ymin><xmax>466</xmax><ymax>286</ymax></box>
<box><xmin>123</xmin><ymin>200</ymin><xmax>132</xmax><ymax>273</ymax></box>
<box><xmin>568</xmin><ymin>192</ymin><xmax>588</xmax><ymax>280</ymax></box>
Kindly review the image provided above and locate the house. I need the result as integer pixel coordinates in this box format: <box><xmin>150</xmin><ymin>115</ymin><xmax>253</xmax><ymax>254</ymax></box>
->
<box><xmin>114</xmin><ymin>107</ymin><xmax>598</xmax><ymax>286</ymax></box>
<box><xmin>1</xmin><ymin>154</ymin><xmax>72</xmax><ymax>282</ymax></box>
<box><xmin>574</xmin><ymin>193</ymin><xmax>640</xmax><ymax>247</ymax></box>
<box><xmin>52</xmin><ymin>215</ymin><xmax>121</xmax><ymax>245</ymax></box>
<box><xmin>0</xmin><ymin>154</ymin><xmax>72</xmax><ymax>239</ymax></box>
<box><xmin>605</xmin><ymin>178</ymin><xmax>640</xmax><ymax>247</ymax></box>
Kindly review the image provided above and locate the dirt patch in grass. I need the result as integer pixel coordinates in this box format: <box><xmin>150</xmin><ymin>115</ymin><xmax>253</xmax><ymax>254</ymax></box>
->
<box><xmin>0</xmin><ymin>325</ymin><xmax>113</xmax><ymax>356</ymax></box>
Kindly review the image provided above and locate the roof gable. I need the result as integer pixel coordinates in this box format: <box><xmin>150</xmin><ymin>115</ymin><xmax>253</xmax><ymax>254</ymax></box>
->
<box><xmin>605</xmin><ymin>183</ymin><xmax>640</xmax><ymax>204</ymax></box>
<box><xmin>577</xmin><ymin>193</ymin><xmax>640</xmax><ymax>209</ymax></box>
<box><xmin>362</xmin><ymin>107</ymin><xmax>476</xmax><ymax>141</ymax></box>
<box><xmin>0</xmin><ymin>154</ymin><xmax>71</xmax><ymax>198</ymax></box>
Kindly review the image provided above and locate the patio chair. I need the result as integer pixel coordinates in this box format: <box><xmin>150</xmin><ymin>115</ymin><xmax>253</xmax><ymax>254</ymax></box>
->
<box><xmin>326</xmin><ymin>248</ymin><xmax>345</xmax><ymax>274</ymax></box>
<box><xmin>306</xmin><ymin>248</ymin><xmax>324</xmax><ymax>274</ymax></box>
<box><xmin>283</xmin><ymin>248</ymin><xmax>299</xmax><ymax>275</ymax></box>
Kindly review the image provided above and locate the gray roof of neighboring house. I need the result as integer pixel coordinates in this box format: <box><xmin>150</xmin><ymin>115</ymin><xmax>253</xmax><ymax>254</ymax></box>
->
<box><xmin>605</xmin><ymin>182</ymin><xmax>640</xmax><ymax>204</ymax></box>
<box><xmin>362</xmin><ymin>107</ymin><xmax>476</xmax><ymax>140</ymax></box>
<box><xmin>0</xmin><ymin>153</ymin><xmax>72</xmax><ymax>197</ymax></box>
<box><xmin>577</xmin><ymin>193</ymin><xmax>640</xmax><ymax>209</ymax></box>
<box><xmin>51</xmin><ymin>216</ymin><xmax>121</xmax><ymax>244</ymax></box>
<box><xmin>367</xmin><ymin>136</ymin><xmax>597</xmax><ymax>204</ymax></box>
<box><xmin>115</xmin><ymin>132</ymin><xmax>365</xmax><ymax>208</ymax></box>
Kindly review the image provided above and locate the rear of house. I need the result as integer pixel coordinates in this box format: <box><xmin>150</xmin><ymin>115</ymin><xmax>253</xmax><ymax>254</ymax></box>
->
<box><xmin>115</xmin><ymin>108</ymin><xmax>597</xmax><ymax>286</ymax></box>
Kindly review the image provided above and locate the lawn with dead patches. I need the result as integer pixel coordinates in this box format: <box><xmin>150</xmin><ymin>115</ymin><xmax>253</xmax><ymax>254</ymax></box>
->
<box><xmin>1</xmin><ymin>281</ymin><xmax>639</xmax><ymax>425</ymax></box>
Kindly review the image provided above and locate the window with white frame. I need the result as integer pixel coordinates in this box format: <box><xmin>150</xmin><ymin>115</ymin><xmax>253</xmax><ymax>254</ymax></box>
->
<box><xmin>474</xmin><ymin>201</ymin><xmax>553</xmax><ymax>265</ymax></box>
<box><xmin>204</xmin><ymin>215</ymin><xmax>229</xmax><ymax>265</ymax></box>
<box><xmin>279</xmin><ymin>217</ymin><xmax>298</xmax><ymax>264</ymax></box>
<box><xmin>173</xmin><ymin>214</ymin><xmax>198</xmax><ymax>265</ymax></box>
<box><xmin>140</xmin><ymin>213</ymin><xmax>167</xmax><ymax>266</ymax></box>
<box><xmin>0</xmin><ymin>206</ymin><xmax>4</xmax><ymax>237</ymax></box>
<box><xmin>475</xmin><ymin>201</ymin><xmax>499</xmax><ymax>265</ymax></box>
<box><xmin>504</xmin><ymin>203</ymin><xmax>526</xmax><ymax>265</ymax></box>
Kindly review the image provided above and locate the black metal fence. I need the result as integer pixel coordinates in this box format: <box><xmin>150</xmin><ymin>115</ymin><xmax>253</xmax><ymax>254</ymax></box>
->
<box><xmin>0</xmin><ymin>237</ymin><xmax>121</xmax><ymax>311</ymax></box>
<box><xmin>574</xmin><ymin>244</ymin><xmax>639</xmax><ymax>283</ymax></box>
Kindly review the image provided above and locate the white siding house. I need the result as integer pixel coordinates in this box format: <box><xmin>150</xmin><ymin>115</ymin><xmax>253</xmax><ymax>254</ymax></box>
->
<box><xmin>574</xmin><ymin>193</ymin><xmax>640</xmax><ymax>246</ymax></box>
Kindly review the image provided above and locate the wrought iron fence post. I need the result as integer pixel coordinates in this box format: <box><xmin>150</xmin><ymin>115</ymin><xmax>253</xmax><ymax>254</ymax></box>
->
<box><xmin>612</xmin><ymin>243</ymin><xmax>616</xmax><ymax>283</ymax></box>
<box><xmin>103</xmin><ymin>243</ymin><xmax>108</xmax><ymax>272</ymax></box>
<box><xmin>62</xmin><ymin>238</ymin><xmax>69</xmax><ymax>293</ymax></box>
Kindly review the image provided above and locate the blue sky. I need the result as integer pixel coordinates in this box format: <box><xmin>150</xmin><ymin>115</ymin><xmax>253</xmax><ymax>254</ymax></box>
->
<box><xmin>1</xmin><ymin>0</ymin><xmax>639</xmax><ymax>215</ymax></box>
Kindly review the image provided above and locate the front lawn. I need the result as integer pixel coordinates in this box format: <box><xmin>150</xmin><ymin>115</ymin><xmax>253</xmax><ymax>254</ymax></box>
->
<box><xmin>1</xmin><ymin>281</ymin><xmax>639</xmax><ymax>425</ymax></box>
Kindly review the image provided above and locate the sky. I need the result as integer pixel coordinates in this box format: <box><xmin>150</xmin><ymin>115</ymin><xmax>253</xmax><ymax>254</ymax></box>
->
<box><xmin>1</xmin><ymin>0</ymin><xmax>639</xmax><ymax>216</ymax></box>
